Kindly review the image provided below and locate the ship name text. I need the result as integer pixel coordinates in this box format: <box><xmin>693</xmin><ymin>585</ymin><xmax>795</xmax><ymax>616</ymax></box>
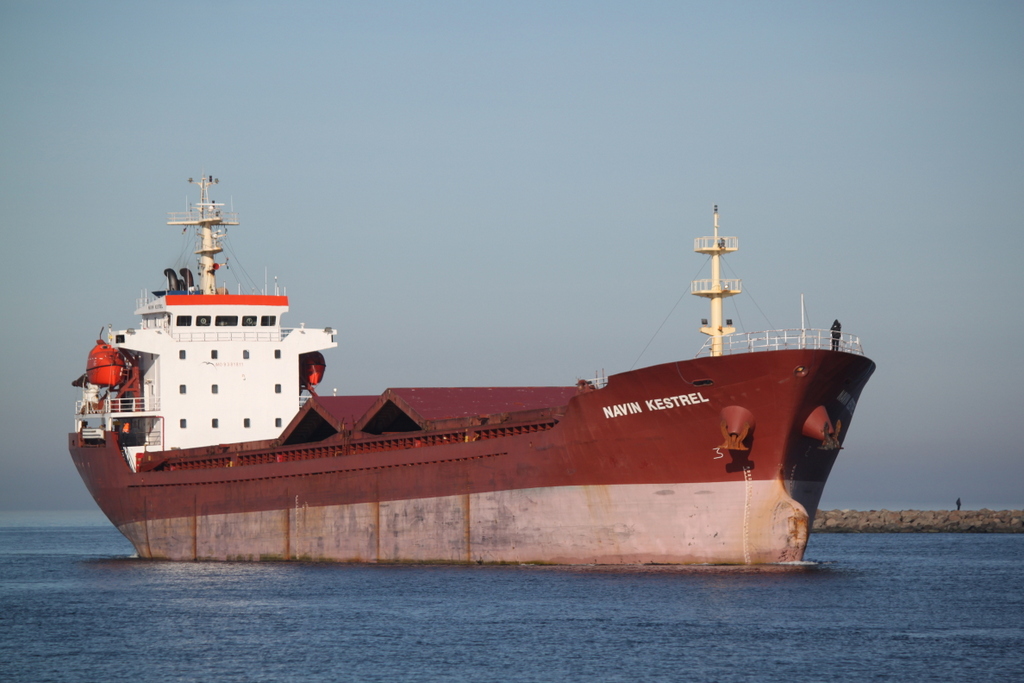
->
<box><xmin>602</xmin><ymin>392</ymin><xmax>710</xmax><ymax>419</ymax></box>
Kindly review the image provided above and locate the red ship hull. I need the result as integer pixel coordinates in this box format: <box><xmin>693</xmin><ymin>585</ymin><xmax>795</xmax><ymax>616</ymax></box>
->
<box><xmin>70</xmin><ymin>348</ymin><xmax>874</xmax><ymax>564</ymax></box>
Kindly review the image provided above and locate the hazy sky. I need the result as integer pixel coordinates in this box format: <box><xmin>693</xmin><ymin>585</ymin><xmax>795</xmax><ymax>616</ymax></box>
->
<box><xmin>2</xmin><ymin>1</ymin><xmax>1021</xmax><ymax>511</ymax></box>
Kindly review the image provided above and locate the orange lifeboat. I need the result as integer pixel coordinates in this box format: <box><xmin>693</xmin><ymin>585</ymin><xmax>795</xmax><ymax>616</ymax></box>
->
<box><xmin>86</xmin><ymin>341</ymin><xmax>127</xmax><ymax>387</ymax></box>
<box><xmin>299</xmin><ymin>351</ymin><xmax>326</xmax><ymax>388</ymax></box>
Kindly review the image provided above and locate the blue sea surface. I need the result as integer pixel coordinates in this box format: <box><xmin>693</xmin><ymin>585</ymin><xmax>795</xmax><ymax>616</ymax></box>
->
<box><xmin>1</xmin><ymin>512</ymin><xmax>1022</xmax><ymax>682</ymax></box>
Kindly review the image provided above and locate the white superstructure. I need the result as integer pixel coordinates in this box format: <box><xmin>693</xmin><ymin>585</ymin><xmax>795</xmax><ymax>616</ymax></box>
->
<box><xmin>75</xmin><ymin>176</ymin><xmax>336</xmax><ymax>464</ymax></box>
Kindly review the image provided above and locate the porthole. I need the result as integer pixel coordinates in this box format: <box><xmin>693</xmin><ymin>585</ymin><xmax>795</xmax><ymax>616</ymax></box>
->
<box><xmin>794</xmin><ymin>366</ymin><xmax>808</xmax><ymax>377</ymax></box>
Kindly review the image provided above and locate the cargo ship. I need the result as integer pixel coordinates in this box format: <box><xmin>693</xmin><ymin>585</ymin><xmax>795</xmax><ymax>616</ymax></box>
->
<box><xmin>70</xmin><ymin>176</ymin><xmax>874</xmax><ymax>564</ymax></box>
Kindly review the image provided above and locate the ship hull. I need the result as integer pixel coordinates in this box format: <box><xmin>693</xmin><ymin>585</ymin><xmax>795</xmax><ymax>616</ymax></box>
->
<box><xmin>70</xmin><ymin>348</ymin><xmax>874</xmax><ymax>564</ymax></box>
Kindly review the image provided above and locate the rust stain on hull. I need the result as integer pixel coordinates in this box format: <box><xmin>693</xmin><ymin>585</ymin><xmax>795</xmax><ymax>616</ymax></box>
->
<box><xmin>118</xmin><ymin>481</ymin><xmax>816</xmax><ymax>564</ymax></box>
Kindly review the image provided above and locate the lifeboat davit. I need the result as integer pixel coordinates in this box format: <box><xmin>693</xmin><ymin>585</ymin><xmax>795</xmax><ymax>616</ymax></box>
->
<box><xmin>86</xmin><ymin>341</ymin><xmax>127</xmax><ymax>387</ymax></box>
<box><xmin>299</xmin><ymin>351</ymin><xmax>326</xmax><ymax>388</ymax></box>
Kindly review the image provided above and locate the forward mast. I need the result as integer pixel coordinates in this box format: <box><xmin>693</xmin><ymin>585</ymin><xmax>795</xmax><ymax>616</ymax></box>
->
<box><xmin>692</xmin><ymin>205</ymin><xmax>741</xmax><ymax>357</ymax></box>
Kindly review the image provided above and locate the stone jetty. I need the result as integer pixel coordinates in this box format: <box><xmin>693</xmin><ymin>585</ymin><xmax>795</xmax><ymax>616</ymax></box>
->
<box><xmin>813</xmin><ymin>509</ymin><xmax>1023</xmax><ymax>533</ymax></box>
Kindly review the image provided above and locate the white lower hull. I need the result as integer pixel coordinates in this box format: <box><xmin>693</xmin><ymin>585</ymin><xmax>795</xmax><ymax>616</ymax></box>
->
<box><xmin>120</xmin><ymin>479</ymin><xmax>811</xmax><ymax>564</ymax></box>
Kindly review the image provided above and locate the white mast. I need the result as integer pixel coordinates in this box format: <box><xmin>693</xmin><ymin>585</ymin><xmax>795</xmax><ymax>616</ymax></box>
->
<box><xmin>801</xmin><ymin>293</ymin><xmax>807</xmax><ymax>348</ymax></box>
<box><xmin>167</xmin><ymin>175</ymin><xmax>239</xmax><ymax>295</ymax></box>
<box><xmin>692</xmin><ymin>205</ymin><xmax>742</xmax><ymax>357</ymax></box>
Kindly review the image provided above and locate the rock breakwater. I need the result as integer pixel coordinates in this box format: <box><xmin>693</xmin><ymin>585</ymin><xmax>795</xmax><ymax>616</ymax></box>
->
<box><xmin>813</xmin><ymin>509</ymin><xmax>1023</xmax><ymax>533</ymax></box>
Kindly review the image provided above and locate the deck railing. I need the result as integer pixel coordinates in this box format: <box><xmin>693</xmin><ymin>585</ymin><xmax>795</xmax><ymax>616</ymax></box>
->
<box><xmin>695</xmin><ymin>328</ymin><xmax>865</xmax><ymax>357</ymax></box>
<box><xmin>76</xmin><ymin>394</ymin><xmax>305</xmax><ymax>417</ymax></box>
<box><xmin>171</xmin><ymin>329</ymin><xmax>287</xmax><ymax>343</ymax></box>
<box><xmin>76</xmin><ymin>397</ymin><xmax>161</xmax><ymax>415</ymax></box>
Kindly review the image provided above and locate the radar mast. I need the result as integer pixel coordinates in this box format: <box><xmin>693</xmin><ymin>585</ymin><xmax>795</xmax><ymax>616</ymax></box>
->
<box><xmin>167</xmin><ymin>175</ymin><xmax>239</xmax><ymax>294</ymax></box>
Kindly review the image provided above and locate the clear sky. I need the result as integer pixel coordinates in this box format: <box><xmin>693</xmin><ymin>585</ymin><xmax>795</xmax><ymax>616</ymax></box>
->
<box><xmin>1</xmin><ymin>1</ymin><xmax>1021</xmax><ymax>511</ymax></box>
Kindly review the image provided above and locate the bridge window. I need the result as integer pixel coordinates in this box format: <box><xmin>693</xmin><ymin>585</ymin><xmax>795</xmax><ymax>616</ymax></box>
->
<box><xmin>196</xmin><ymin>315</ymin><xmax>211</xmax><ymax>326</ymax></box>
<box><xmin>176</xmin><ymin>315</ymin><xmax>192</xmax><ymax>327</ymax></box>
<box><xmin>242</xmin><ymin>316</ymin><xmax>257</xmax><ymax>326</ymax></box>
<box><xmin>215</xmin><ymin>315</ymin><xmax>238</xmax><ymax>327</ymax></box>
<box><xmin>261</xmin><ymin>316</ymin><xmax>276</xmax><ymax>326</ymax></box>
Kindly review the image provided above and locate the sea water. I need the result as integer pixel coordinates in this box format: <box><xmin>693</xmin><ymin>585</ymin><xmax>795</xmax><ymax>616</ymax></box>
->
<box><xmin>1</xmin><ymin>511</ymin><xmax>1021</xmax><ymax>682</ymax></box>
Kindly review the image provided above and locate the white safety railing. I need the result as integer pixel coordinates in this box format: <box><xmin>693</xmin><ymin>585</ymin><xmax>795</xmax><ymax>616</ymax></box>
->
<box><xmin>691</xmin><ymin>278</ymin><xmax>742</xmax><ymax>295</ymax></box>
<box><xmin>694</xmin><ymin>236</ymin><xmax>738</xmax><ymax>251</ymax></box>
<box><xmin>171</xmin><ymin>328</ymin><xmax>293</xmax><ymax>343</ymax></box>
<box><xmin>695</xmin><ymin>329</ymin><xmax>865</xmax><ymax>357</ymax></box>
<box><xmin>136</xmin><ymin>288</ymin><xmax>285</xmax><ymax>308</ymax></box>
<box><xmin>76</xmin><ymin>397</ymin><xmax>161</xmax><ymax>415</ymax></box>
